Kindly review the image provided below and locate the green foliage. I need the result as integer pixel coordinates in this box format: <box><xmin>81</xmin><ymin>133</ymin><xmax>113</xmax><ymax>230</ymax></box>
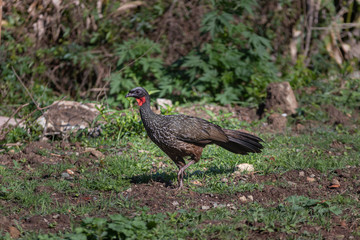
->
<box><xmin>107</xmin><ymin>38</ymin><xmax>164</xmax><ymax>108</ymax></box>
<box><xmin>37</xmin><ymin>214</ymin><xmax>162</xmax><ymax>240</ymax></box>
<box><xmin>159</xmin><ymin>1</ymin><xmax>277</xmax><ymax>104</ymax></box>
<box><xmin>243</xmin><ymin>196</ymin><xmax>342</xmax><ymax>234</ymax></box>
<box><xmin>95</xmin><ymin>106</ymin><xmax>146</xmax><ymax>140</ymax></box>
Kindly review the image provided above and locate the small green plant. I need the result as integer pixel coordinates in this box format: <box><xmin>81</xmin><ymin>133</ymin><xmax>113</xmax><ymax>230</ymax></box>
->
<box><xmin>95</xmin><ymin>105</ymin><xmax>146</xmax><ymax>141</ymax></box>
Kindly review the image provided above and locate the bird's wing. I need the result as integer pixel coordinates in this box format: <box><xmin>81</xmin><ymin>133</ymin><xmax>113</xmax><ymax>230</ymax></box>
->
<box><xmin>167</xmin><ymin>115</ymin><xmax>228</xmax><ymax>144</ymax></box>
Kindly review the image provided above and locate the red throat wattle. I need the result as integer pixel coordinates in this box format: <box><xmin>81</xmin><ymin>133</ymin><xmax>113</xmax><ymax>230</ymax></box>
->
<box><xmin>136</xmin><ymin>97</ymin><xmax>146</xmax><ymax>106</ymax></box>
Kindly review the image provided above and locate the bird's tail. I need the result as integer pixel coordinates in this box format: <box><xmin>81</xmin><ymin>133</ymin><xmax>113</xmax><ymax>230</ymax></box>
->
<box><xmin>216</xmin><ymin>129</ymin><xmax>264</xmax><ymax>155</ymax></box>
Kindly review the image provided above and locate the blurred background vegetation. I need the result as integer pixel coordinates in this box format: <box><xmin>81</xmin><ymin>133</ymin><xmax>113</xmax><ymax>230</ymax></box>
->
<box><xmin>0</xmin><ymin>0</ymin><xmax>359</xmax><ymax>112</ymax></box>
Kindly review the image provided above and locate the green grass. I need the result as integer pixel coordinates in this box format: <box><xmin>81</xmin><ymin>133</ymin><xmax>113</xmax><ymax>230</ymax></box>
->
<box><xmin>1</xmin><ymin>122</ymin><xmax>360</xmax><ymax>239</ymax></box>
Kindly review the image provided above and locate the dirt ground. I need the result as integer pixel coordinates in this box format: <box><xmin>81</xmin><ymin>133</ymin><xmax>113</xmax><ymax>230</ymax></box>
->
<box><xmin>0</xmin><ymin>104</ymin><xmax>359</xmax><ymax>239</ymax></box>
<box><xmin>1</xmin><ymin>138</ymin><xmax>359</xmax><ymax>239</ymax></box>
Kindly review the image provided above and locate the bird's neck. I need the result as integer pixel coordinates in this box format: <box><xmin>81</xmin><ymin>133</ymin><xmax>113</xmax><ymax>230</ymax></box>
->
<box><xmin>139</xmin><ymin>95</ymin><xmax>157</xmax><ymax>124</ymax></box>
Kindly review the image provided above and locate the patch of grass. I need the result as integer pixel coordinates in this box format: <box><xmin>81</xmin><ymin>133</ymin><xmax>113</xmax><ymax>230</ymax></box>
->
<box><xmin>1</xmin><ymin>119</ymin><xmax>359</xmax><ymax>238</ymax></box>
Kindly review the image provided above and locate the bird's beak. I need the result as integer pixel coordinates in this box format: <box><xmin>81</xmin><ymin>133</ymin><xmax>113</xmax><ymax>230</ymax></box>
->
<box><xmin>125</xmin><ymin>93</ymin><xmax>133</xmax><ymax>98</ymax></box>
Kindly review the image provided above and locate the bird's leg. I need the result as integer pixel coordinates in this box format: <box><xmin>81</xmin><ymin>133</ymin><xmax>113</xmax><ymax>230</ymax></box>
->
<box><xmin>177</xmin><ymin>160</ymin><xmax>195</xmax><ymax>189</ymax></box>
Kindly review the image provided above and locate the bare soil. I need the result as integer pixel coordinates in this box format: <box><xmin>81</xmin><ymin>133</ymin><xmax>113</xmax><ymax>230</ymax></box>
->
<box><xmin>1</xmin><ymin>139</ymin><xmax>360</xmax><ymax>239</ymax></box>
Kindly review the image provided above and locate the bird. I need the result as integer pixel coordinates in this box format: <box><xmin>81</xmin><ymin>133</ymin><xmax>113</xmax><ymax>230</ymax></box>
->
<box><xmin>126</xmin><ymin>87</ymin><xmax>264</xmax><ymax>189</ymax></box>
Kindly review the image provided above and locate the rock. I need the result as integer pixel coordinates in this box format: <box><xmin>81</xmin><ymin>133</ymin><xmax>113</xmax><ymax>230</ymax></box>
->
<box><xmin>52</xmin><ymin>214</ymin><xmax>60</xmax><ymax>219</ymax></box>
<box><xmin>299</xmin><ymin>171</ymin><xmax>305</xmax><ymax>177</ymax></box>
<box><xmin>191</xmin><ymin>180</ymin><xmax>203</xmax><ymax>186</ymax></box>
<box><xmin>265</xmin><ymin>82</ymin><xmax>298</xmax><ymax>115</ymax></box>
<box><xmin>0</xmin><ymin>116</ymin><xmax>24</xmax><ymax>128</ymax></box>
<box><xmin>84</xmin><ymin>148</ymin><xmax>105</xmax><ymax>159</ymax></box>
<box><xmin>329</xmin><ymin>178</ymin><xmax>341</xmax><ymax>188</ymax></box>
<box><xmin>231</xmin><ymin>171</ymin><xmax>242</xmax><ymax>177</ymax></box>
<box><xmin>239</xmin><ymin>196</ymin><xmax>247</xmax><ymax>202</ymax></box>
<box><xmin>227</xmin><ymin>203</ymin><xmax>237</xmax><ymax>210</ymax></box>
<box><xmin>9</xmin><ymin>226</ymin><xmax>21</xmax><ymax>239</ymax></box>
<box><xmin>306</xmin><ymin>177</ymin><xmax>316</xmax><ymax>183</ymax></box>
<box><xmin>201</xmin><ymin>205</ymin><xmax>210</xmax><ymax>210</ymax></box>
<box><xmin>287</xmin><ymin>181</ymin><xmax>297</xmax><ymax>187</ymax></box>
<box><xmin>172</xmin><ymin>201</ymin><xmax>179</xmax><ymax>206</ymax></box>
<box><xmin>156</xmin><ymin>98</ymin><xmax>173</xmax><ymax>110</ymax></box>
<box><xmin>236</xmin><ymin>163</ymin><xmax>254</xmax><ymax>173</ymax></box>
<box><xmin>221</xmin><ymin>177</ymin><xmax>228</xmax><ymax>183</ymax></box>
<box><xmin>36</xmin><ymin>101</ymin><xmax>101</xmax><ymax>137</ymax></box>
<box><xmin>309</xmin><ymin>174</ymin><xmax>315</xmax><ymax>178</ymax></box>
<box><xmin>61</xmin><ymin>172</ymin><xmax>73</xmax><ymax>180</ymax></box>
<box><xmin>267</xmin><ymin>113</ymin><xmax>287</xmax><ymax>131</ymax></box>
<box><xmin>331</xmin><ymin>179</ymin><xmax>340</xmax><ymax>185</ymax></box>
<box><xmin>213</xmin><ymin>202</ymin><xmax>226</xmax><ymax>208</ymax></box>
<box><xmin>247</xmin><ymin>195</ymin><xmax>254</xmax><ymax>201</ymax></box>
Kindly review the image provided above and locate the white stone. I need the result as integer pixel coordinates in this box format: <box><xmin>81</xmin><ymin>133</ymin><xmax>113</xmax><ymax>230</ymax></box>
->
<box><xmin>236</xmin><ymin>163</ymin><xmax>255</xmax><ymax>173</ymax></box>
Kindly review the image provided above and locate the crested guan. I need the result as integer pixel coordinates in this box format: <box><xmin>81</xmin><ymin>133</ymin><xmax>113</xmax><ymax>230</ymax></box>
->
<box><xmin>126</xmin><ymin>87</ymin><xmax>264</xmax><ymax>189</ymax></box>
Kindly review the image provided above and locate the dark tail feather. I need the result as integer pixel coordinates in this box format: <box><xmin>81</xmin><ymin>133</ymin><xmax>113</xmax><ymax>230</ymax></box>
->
<box><xmin>216</xmin><ymin>129</ymin><xmax>264</xmax><ymax>155</ymax></box>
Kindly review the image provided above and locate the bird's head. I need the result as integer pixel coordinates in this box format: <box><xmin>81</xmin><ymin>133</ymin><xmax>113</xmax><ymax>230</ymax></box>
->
<box><xmin>125</xmin><ymin>87</ymin><xmax>149</xmax><ymax>106</ymax></box>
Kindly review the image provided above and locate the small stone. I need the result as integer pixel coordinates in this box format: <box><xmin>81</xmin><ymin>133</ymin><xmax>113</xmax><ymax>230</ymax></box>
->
<box><xmin>227</xmin><ymin>203</ymin><xmax>237</xmax><ymax>210</ymax></box>
<box><xmin>61</xmin><ymin>172</ymin><xmax>71</xmax><ymax>179</ymax></box>
<box><xmin>191</xmin><ymin>180</ymin><xmax>202</xmax><ymax>186</ymax></box>
<box><xmin>126</xmin><ymin>188</ymin><xmax>132</xmax><ymax>193</ymax></box>
<box><xmin>172</xmin><ymin>201</ymin><xmax>179</xmax><ymax>206</ymax></box>
<box><xmin>299</xmin><ymin>171</ymin><xmax>305</xmax><ymax>177</ymax></box>
<box><xmin>239</xmin><ymin>196</ymin><xmax>247</xmax><ymax>202</ymax></box>
<box><xmin>201</xmin><ymin>205</ymin><xmax>210</xmax><ymax>210</ymax></box>
<box><xmin>236</xmin><ymin>163</ymin><xmax>254</xmax><ymax>173</ymax></box>
<box><xmin>306</xmin><ymin>177</ymin><xmax>316</xmax><ymax>183</ymax></box>
<box><xmin>231</xmin><ymin>171</ymin><xmax>242</xmax><ymax>177</ymax></box>
<box><xmin>156</xmin><ymin>98</ymin><xmax>173</xmax><ymax>110</ymax></box>
<box><xmin>247</xmin><ymin>195</ymin><xmax>254</xmax><ymax>201</ymax></box>
<box><xmin>40</xmin><ymin>136</ymin><xmax>49</xmax><ymax>142</ymax></box>
<box><xmin>85</xmin><ymin>148</ymin><xmax>105</xmax><ymax>159</ymax></box>
<box><xmin>287</xmin><ymin>181</ymin><xmax>297</xmax><ymax>187</ymax></box>
<box><xmin>212</xmin><ymin>202</ymin><xmax>225</xmax><ymax>208</ymax></box>
<box><xmin>138</xmin><ymin>149</ymin><xmax>150</xmax><ymax>154</ymax></box>
<box><xmin>53</xmin><ymin>214</ymin><xmax>60</xmax><ymax>219</ymax></box>
<box><xmin>221</xmin><ymin>177</ymin><xmax>228</xmax><ymax>183</ymax></box>
<box><xmin>309</xmin><ymin>174</ymin><xmax>315</xmax><ymax>178</ymax></box>
<box><xmin>332</xmin><ymin>179</ymin><xmax>340</xmax><ymax>185</ymax></box>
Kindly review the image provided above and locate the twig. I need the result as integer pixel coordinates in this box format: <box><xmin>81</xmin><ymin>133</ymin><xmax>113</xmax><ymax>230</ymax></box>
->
<box><xmin>303</xmin><ymin>0</ymin><xmax>315</xmax><ymax>61</ymax></box>
<box><xmin>12</xmin><ymin>66</ymin><xmax>40</xmax><ymax>110</ymax></box>
<box><xmin>0</xmin><ymin>103</ymin><xmax>30</xmax><ymax>131</ymax></box>
<box><xmin>312</xmin><ymin>23</ymin><xmax>360</xmax><ymax>30</ymax></box>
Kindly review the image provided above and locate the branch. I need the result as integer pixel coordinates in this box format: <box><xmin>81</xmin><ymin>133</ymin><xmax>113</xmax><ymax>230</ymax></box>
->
<box><xmin>12</xmin><ymin>66</ymin><xmax>40</xmax><ymax>110</ymax></box>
